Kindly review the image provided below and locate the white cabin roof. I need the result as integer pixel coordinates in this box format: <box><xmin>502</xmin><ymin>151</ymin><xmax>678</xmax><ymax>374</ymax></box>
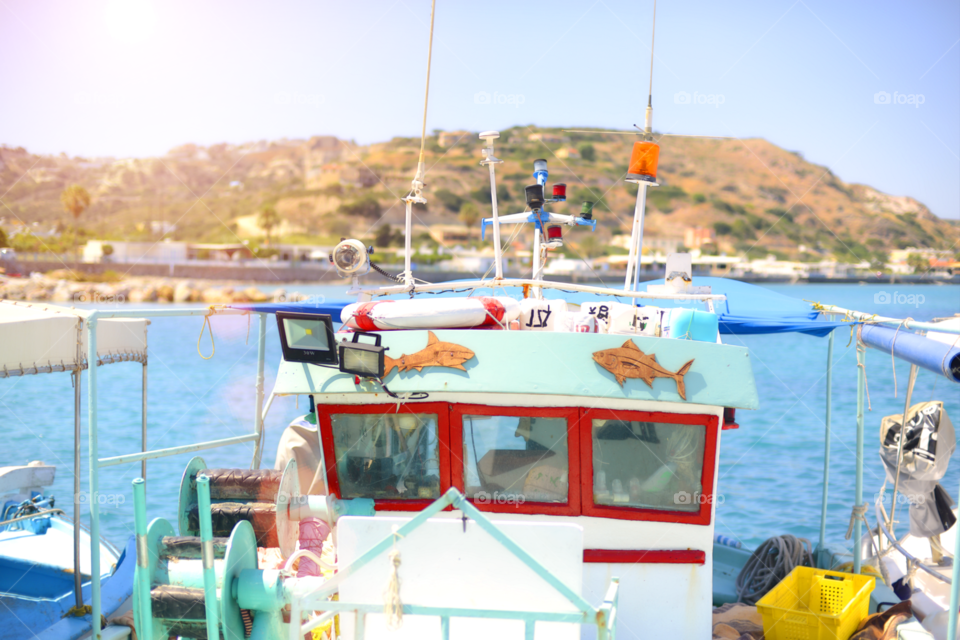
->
<box><xmin>0</xmin><ymin>300</ymin><xmax>148</xmax><ymax>376</ymax></box>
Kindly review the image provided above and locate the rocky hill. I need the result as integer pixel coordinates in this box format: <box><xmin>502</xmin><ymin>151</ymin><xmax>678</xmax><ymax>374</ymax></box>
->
<box><xmin>1</xmin><ymin>127</ymin><xmax>956</xmax><ymax>262</ymax></box>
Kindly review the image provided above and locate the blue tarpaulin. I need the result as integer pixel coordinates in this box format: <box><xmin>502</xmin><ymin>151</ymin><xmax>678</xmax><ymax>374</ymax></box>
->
<box><xmin>228</xmin><ymin>277</ymin><xmax>849</xmax><ymax>337</ymax></box>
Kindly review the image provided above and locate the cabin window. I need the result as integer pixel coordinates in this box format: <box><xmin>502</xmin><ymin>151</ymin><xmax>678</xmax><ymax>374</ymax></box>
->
<box><xmin>330</xmin><ymin>413</ymin><xmax>441</xmax><ymax>500</ymax></box>
<box><xmin>591</xmin><ymin>420</ymin><xmax>705</xmax><ymax>512</ymax></box>
<box><xmin>462</xmin><ymin>414</ymin><xmax>569</xmax><ymax>504</ymax></box>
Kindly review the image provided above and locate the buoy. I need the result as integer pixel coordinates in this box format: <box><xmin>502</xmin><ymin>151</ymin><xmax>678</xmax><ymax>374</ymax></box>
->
<box><xmin>341</xmin><ymin>296</ymin><xmax>521</xmax><ymax>331</ymax></box>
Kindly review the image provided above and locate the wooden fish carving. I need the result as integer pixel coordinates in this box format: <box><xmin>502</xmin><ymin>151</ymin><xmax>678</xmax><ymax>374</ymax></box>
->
<box><xmin>384</xmin><ymin>331</ymin><xmax>475</xmax><ymax>376</ymax></box>
<box><xmin>592</xmin><ymin>339</ymin><xmax>694</xmax><ymax>400</ymax></box>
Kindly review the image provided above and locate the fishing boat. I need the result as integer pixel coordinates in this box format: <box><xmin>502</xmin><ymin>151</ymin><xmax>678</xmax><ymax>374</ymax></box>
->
<box><xmin>52</xmin><ymin>137</ymin><xmax>956</xmax><ymax>638</ymax></box>
<box><xmin>4</xmin><ymin>3</ymin><xmax>960</xmax><ymax>640</ymax></box>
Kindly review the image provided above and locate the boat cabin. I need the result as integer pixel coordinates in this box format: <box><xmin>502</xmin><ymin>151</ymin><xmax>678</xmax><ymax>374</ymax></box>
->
<box><xmin>271</xmin><ymin>305</ymin><xmax>759</xmax><ymax>639</ymax></box>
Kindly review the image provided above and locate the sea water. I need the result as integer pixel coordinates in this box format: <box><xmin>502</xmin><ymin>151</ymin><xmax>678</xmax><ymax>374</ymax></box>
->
<box><xmin>3</xmin><ymin>283</ymin><xmax>958</xmax><ymax>550</ymax></box>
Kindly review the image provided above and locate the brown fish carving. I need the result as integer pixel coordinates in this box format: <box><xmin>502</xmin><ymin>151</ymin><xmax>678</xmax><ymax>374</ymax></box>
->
<box><xmin>592</xmin><ymin>339</ymin><xmax>694</xmax><ymax>400</ymax></box>
<box><xmin>384</xmin><ymin>331</ymin><xmax>475</xmax><ymax>376</ymax></box>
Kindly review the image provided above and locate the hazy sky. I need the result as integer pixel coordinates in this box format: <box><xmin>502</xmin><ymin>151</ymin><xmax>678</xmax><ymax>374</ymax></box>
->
<box><xmin>1</xmin><ymin>0</ymin><xmax>958</xmax><ymax>219</ymax></box>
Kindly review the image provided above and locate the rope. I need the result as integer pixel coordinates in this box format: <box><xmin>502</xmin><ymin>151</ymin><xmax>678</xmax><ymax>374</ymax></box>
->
<box><xmin>406</xmin><ymin>0</ymin><xmax>437</xmax><ymax>200</ymax></box>
<box><xmin>735</xmin><ymin>534</ymin><xmax>813</xmax><ymax>605</ymax></box>
<box><xmin>416</xmin><ymin>0</ymin><xmax>436</xmax><ymax>172</ymax></box>
<box><xmin>891</xmin><ymin>320</ymin><xmax>905</xmax><ymax>397</ymax></box>
<box><xmin>844</xmin><ymin>500</ymin><xmax>892</xmax><ymax>585</ymax></box>
<box><xmin>845</xmin><ymin>504</ymin><xmax>869</xmax><ymax>540</ymax></box>
<box><xmin>888</xmin><ymin>364</ymin><xmax>918</xmax><ymax>536</ymax></box>
<box><xmin>384</xmin><ymin>527</ymin><xmax>404</xmax><ymax>629</ymax></box>
<box><xmin>197</xmin><ymin>313</ymin><xmax>215</xmax><ymax>360</ymax></box>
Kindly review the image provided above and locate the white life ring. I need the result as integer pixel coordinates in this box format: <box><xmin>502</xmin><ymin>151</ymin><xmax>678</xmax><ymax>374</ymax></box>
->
<box><xmin>341</xmin><ymin>296</ymin><xmax>521</xmax><ymax>331</ymax></box>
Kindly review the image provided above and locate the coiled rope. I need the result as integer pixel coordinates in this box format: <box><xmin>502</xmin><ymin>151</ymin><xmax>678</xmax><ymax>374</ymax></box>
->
<box><xmin>735</xmin><ymin>535</ymin><xmax>813</xmax><ymax>605</ymax></box>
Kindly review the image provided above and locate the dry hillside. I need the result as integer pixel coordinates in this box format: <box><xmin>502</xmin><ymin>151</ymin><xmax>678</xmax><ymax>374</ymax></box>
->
<box><xmin>1</xmin><ymin>127</ymin><xmax>956</xmax><ymax>262</ymax></box>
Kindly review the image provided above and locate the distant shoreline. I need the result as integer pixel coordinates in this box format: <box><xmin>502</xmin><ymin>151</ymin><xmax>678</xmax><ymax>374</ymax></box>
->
<box><xmin>2</xmin><ymin>269</ymin><xmax>957</xmax><ymax>306</ymax></box>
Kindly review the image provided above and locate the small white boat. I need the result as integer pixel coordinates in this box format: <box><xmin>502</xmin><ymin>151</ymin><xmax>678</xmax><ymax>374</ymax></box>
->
<box><xmin>0</xmin><ymin>300</ymin><xmax>147</xmax><ymax>639</ymax></box>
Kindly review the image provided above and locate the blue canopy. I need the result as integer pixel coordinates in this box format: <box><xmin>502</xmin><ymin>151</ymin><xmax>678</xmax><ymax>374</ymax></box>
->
<box><xmin>229</xmin><ymin>277</ymin><xmax>849</xmax><ymax>338</ymax></box>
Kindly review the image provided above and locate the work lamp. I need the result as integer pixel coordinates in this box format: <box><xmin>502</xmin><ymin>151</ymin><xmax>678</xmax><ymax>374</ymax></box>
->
<box><xmin>276</xmin><ymin>312</ymin><xmax>338</xmax><ymax>365</ymax></box>
<box><xmin>330</xmin><ymin>238</ymin><xmax>370</xmax><ymax>277</ymax></box>
<box><xmin>339</xmin><ymin>332</ymin><xmax>386</xmax><ymax>378</ymax></box>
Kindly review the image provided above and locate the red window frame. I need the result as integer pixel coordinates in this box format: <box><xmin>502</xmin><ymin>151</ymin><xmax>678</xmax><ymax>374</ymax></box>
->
<box><xmin>580</xmin><ymin>408</ymin><xmax>719</xmax><ymax>526</ymax></box>
<box><xmin>318</xmin><ymin>402</ymin><xmax>452</xmax><ymax>512</ymax></box>
<box><xmin>449</xmin><ymin>404</ymin><xmax>581</xmax><ymax>517</ymax></box>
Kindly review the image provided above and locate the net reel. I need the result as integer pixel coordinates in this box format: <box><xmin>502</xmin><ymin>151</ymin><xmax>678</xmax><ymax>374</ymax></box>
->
<box><xmin>134</xmin><ymin>477</ymin><xmax>257</xmax><ymax>640</ymax></box>
<box><xmin>178</xmin><ymin>457</ymin><xmax>373</xmax><ymax>557</ymax></box>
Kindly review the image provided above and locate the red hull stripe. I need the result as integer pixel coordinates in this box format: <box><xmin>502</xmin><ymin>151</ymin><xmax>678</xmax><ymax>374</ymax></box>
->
<box><xmin>582</xmin><ymin>549</ymin><xmax>706</xmax><ymax>565</ymax></box>
<box><xmin>351</xmin><ymin>301</ymin><xmax>385</xmax><ymax>331</ymax></box>
<box><xmin>478</xmin><ymin>297</ymin><xmax>506</xmax><ymax>326</ymax></box>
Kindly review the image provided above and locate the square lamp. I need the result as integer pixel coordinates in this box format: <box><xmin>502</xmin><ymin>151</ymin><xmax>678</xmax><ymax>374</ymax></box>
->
<box><xmin>339</xmin><ymin>332</ymin><xmax>386</xmax><ymax>378</ymax></box>
<box><xmin>276</xmin><ymin>312</ymin><xmax>338</xmax><ymax>365</ymax></box>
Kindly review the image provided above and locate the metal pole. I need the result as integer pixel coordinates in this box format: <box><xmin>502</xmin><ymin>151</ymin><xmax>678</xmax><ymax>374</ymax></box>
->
<box><xmin>252</xmin><ymin>313</ymin><xmax>267</xmax><ymax>469</ymax></box>
<box><xmin>817</xmin><ymin>329</ymin><xmax>835</xmax><ymax>567</ymax></box>
<box><xmin>632</xmin><ymin>184</ymin><xmax>649</xmax><ymax>292</ymax></box>
<box><xmin>947</xmin><ymin>471</ymin><xmax>960</xmax><ymax>640</ymax></box>
<box><xmin>532</xmin><ymin>228</ymin><xmax>543</xmax><ymax>298</ymax></box>
<box><xmin>132</xmin><ymin>478</ymin><xmax>154</xmax><ymax>640</ymax></box>
<box><xmin>141</xmin><ymin>361</ymin><xmax>147</xmax><ymax>484</ymax></box>
<box><xmin>853</xmin><ymin>344</ymin><xmax>866</xmax><ymax>574</ymax></box>
<box><xmin>623</xmin><ymin>188</ymin><xmax>642</xmax><ymax>291</ymax></box>
<box><xmin>403</xmin><ymin>199</ymin><xmax>414</xmax><ymax>286</ymax></box>
<box><xmin>487</xmin><ymin>154</ymin><xmax>503</xmax><ymax>280</ymax></box>
<box><xmin>87</xmin><ymin>313</ymin><xmax>102</xmax><ymax>638</ymax></box>
<box><xmin>196</xmin><ymin>475</ymin><xmax>221</xmax><ymax>640</ymax></box>
<box><xmin>72</xmin><ymin>367</ymin><xmax>83</xmax><ymax>608</ymax></box>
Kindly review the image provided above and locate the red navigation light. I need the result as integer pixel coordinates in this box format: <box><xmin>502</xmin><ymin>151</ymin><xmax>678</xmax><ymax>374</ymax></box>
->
<box><xmin>546</xmin><ymin>225</ymin><xmax>563</xmax><ymax>241</ymax></box>
<box><xmin>552</xmin><ymin>183</ymin><xmax>567</xmax><ymax>201</ymax></box>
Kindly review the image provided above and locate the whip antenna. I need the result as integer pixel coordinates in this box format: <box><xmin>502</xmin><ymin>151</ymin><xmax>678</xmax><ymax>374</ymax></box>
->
<box><xmin>643</xmin><ymin>0</ymin><xmax>657</xmax><ymax>141</ymax></box>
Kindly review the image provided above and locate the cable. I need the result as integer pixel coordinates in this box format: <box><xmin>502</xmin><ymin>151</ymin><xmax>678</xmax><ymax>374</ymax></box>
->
<box><xmin>735</xmin><ymin>534</ymin><xmax>813</xmax><ymax>605</ymax></box>
<box><xmin>369</xmin><ymin>260</ymin><xmax>403</xmax><ymax>283</ymax></box>
<box><xmin>376</xmin><ymin>377</ymin><xmax>428</xmax><ymax>401</ymax></box>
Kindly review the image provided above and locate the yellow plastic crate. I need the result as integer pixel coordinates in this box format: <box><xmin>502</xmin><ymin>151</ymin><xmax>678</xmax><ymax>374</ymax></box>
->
<box><xmin>756</xmin><ymin>567</ymin><xmax>875</xmax><ymax>640</ymax></box>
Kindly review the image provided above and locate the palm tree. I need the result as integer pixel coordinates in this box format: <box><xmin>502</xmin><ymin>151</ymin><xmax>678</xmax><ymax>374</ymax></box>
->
<box><xmin>61</xmin><ymin>184</ymin><xmax>91</xmax><ymax>227</ymax></box>
<box><xmin>258</xmin><ymin>205</ymin><xmax>281</xmax><ymax>245</ymax></box>
<box><xmin>60</xmin><ymin>185</ymin><xmax>91</xmax><ymax>266</ymax></box>
<box><xmin>459</xmin><ymin>202</ymin><xmax>480</xmax><ymax>239</ymax></box>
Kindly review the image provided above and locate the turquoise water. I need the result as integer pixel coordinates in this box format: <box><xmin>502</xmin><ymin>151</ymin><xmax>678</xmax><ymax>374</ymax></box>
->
<box><xmin>3</xmin><ymin>283</ymin><xmax>958</xmax><ymax>551</ymax></box>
